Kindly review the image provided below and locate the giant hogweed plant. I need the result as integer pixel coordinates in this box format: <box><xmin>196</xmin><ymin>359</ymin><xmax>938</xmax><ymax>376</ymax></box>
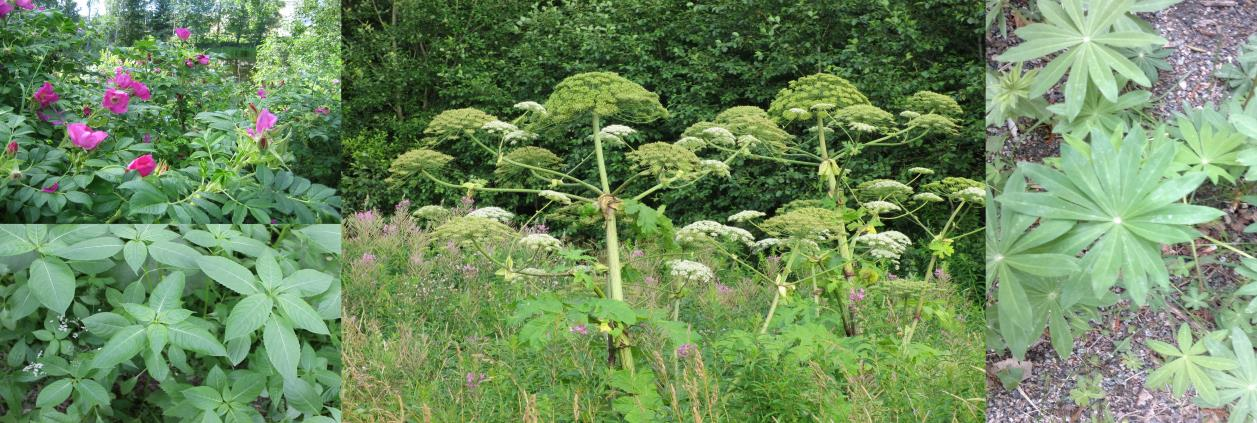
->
<box><xmin>391</xmin><ymin>72</ymin><xmax>980</xmax><ymax>371</ymax></box>
<box><xmin>390</xmin><ymin>72</ymin><xmax>740</xmax><ymax>371</ymax></box>
<box><xmin>0</xmin><ymin>6</ymin><xmax>341</xmax><ymax>223</ymax></box>
<box><xmin>0</xmin><ymin>224</ymin><xmax>342</xmax><ymax>421</ymax></box>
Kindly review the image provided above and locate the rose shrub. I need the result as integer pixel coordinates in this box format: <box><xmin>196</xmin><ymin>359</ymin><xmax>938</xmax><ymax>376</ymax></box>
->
<box><xmin>0</xmin><ymin>5</ymin><xmax>341</xmax><ymax>223</ymax></box>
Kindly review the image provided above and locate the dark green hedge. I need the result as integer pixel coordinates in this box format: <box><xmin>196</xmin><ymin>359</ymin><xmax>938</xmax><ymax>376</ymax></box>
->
<box><xmin>341</xmin><ymin>0</ymin><xmax>984</xmax><ymax>294</ymax></box>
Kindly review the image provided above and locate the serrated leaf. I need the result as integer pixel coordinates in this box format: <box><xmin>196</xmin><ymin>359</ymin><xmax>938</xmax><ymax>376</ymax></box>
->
<box><xmin>29</xmin><ymin>257</ymin><xmax>77</xmax><ymax>314</ymax></box>
<box><xmin>264</xmin><ymin>318</ymin><xmax>300</xmax><ymax>381</ymax></box>
<box><xmin>197</xmin><ymin>256</ymin><xmax>260</xmax><ymax>295</ymax></box>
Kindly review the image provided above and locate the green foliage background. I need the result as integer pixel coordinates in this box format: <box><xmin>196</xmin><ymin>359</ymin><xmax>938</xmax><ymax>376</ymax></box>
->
<box><xmin>341</xmin><ymin>0</ymin><xmax>984</xmax><ymax>292</ymax></box>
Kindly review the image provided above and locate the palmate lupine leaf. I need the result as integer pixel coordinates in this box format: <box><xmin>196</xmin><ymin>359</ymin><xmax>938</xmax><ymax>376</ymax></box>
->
<box><xmin>987</xmin><ymin>169</ymin><xmax>1081</xmax><ymax>359</ymax></box>
<box><xmin>995</xmin><ymin>0</ymin><xmax>1165</xmax><ymax>119</ymax></box>
<box><xmin>1212</xmin><ymin>328</ymin><xmax>1257</xmax><ymax>423</ymax></box>
<box><xmin>1146</xmin><ymin>323</ymin><xmax>1237</xmax><ymax>404</ymax></box>
<box><xmin>1172</xmin><ymin>114</ymin><xmax>1247</xmax><ymax>185</ymax></box>
<box><xmin>998</xmin><ymin>127</ymin><xmax>1223</xmax><ymax>305</ymax></box>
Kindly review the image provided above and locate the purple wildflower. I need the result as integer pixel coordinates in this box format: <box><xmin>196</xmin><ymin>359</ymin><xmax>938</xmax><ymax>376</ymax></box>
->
<box><xmin>630</xmin><ymin>249</ymin><xmax>645</xmax><ymax>258</ymax></box>
<box><xmin>465</xmin><ymin>372</ymin><xmax>487</xmax><ymax>389</ymax></box>
<box><xmin>570</xmin><ymin>325</ymin><xmax>589</xmax><ymax>335</ymax></box>
<box><xmin>360</xmin><ymin>252</ymin><xmax>376</xmax><ymax>265</ymax></box>
<box><xmin>848</xmin><ymin>288</ymin><xmax>865</xmax><ymax>303</ymax></box>
<box><xmin>676</xmin><ymin>343</ymin><xmax>695</xmax><ymax>358</ymax></box>
<box><xmin>716</xmin><ymin>283</ymin><xmax>733</xmax><ymax>295</ymax></box>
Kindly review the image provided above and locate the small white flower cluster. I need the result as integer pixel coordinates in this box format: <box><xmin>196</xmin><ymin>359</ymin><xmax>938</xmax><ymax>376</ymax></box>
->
<box><xmin>736</xmin><ymin>134</ymin><xmax>760</xmax><ymax>147</ymax></box>
<box><xmin>668</xmin><ymin>259</ymin><xmax>715</xmax><ymax>284</ymax></box>
<box><xmin>504</xmin><ymin>130</ymin><xmax>537</xmax><ymax>144</ymax></box>
<box><xmin>848</xmin><ymin>122</ymin><xmax>879</xmax><ymax>133</ymax></box>
<box><xmin>900</xmin><ymin>110</ymin><xmax>921</xmax><ymax>119</ymax></box>
<box><xmin>701</xmin><ymin>159</ymin><xmax>731</xmax><ymax>178</ymax></box>
<box><xmin>810</xmin><ymin>103</ymin><xmax>836</xmax><ymax>111</ymax></box>
<box><xmin>676</xmin><ymin>136</ymin><xmax>706</xmax><ymax>151</ymax></box>
<box><xmin>702</xmin><ymin>127</ymin><xmax>736</xmax><ymax>145</ymax></box>
<box><xmin>22</xmin><ymin>362</ymin><xmax>44</xmax><ymax>377</ymax></box>
<box><xmin>862</xmin><ymin>200</ymin><xmax>900</xmax><ymax>215</ymax></box>
<box><xmin>538</xmin><ymin>190</ymin><xmax>572</xmax><ymax>204</ymax></box>
<box><xmin>909</xmin><ymin>167</ymin><xmax>934</xmax><ymax>175</ymax></box>
<box><xmin>788</xmin><ymin>107</ymin><xmax>808</xmax><ymax>116</ymax></box>
<box><xmin>601</xmin><ymin>124</ymin><xmax>637</xmax><ymax>138</ymax></box>
<box><xmin>854</xmin><ymin>231</ymin><xmax>912</xmax><ymax>263</ymax></box>
<box><xmin>514</xmin><ymin>101</ymin><xmax>548</xmax><ymax>115</ymax></box>
<box><xmin>913</xmin><ymin>192</ymin><xmax>944</xmax><ymax>203</ymax></box>
<box><xmin>752</xmin><ymin>238</ymin><xmax>781</xmax><ymax>252</ymax></box>
<box><xmin>518</xmin><ymin>233</ymin><xmax>563</xmax><ymax>252</ymax></box>
<box><xmin>468</xmin><ymin>206</ymin><xmax>515</xmax><ymax>222</ymax></box>
<box><xmin>481</xmin><ymin>120</ymin><xmax>519</xmax><ymax>135</ymax></box>
<box><xmin>951</xmin><ymin>187</ymin><xmax>986</xmax><ymax>205</ymax></box>
<box><xmin>676</xmin><ymin>220</ymin><xmax>754</xmax><ymax>247</ymax></box>
<box><xmin>727</xmin><ymin>210</ymin><xmax>765</xmax><ymax>223</ymax></box>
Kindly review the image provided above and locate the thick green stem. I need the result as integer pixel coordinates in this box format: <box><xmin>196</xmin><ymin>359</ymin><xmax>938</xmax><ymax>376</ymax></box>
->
<box><xmin>817</xmin><ymin>115</ymin><xmax>857</xmax><ymax>332</ymax></box>
<box><xmin>902</xmin><ymin>203</ymin><xmax>964</xmax><ymax>348</ymax></box>
<box><xmin>593</xmin><ymin>114</ymin><xmax>634</xmax><ymax>372</ymax></box>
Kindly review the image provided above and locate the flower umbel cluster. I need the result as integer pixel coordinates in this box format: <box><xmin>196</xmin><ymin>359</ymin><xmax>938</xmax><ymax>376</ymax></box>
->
<box><xmin>467</xmin><ymin>206</ymin><xmax>515</xmax><ymax>222</ymax></box>
<box><xmin>518</xmin><ymin>233</ymin><xmax>563</xmax><ymax>252</ymax></box>
<box><xmin>676</xmin><ymin>220</ymin><xmax>754</xmax><ymax>247</ymax></box>
<box><xmin>668</xmin><ymin>260</ymin><xmax>715</xmax><ymax>284</ymax></box>
<box><xmin>854</xmin><ymin>231</ymin><xmax>912</xmax><ymax>264</ymax></box>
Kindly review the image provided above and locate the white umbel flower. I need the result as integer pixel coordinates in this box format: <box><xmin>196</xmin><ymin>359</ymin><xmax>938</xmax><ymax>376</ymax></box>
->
<box><xmin>701</xmin><ymin>160</ymin><xmax>731</xmax><ymax>178</ymax></box>
<box><xmin>514</xmin><ymin>101</ymin><xmax>548</xmax><ymax>115</ymax></box>
<box><xmin>667</xmin><ymin>260</ymin><xmax>715</xmax><ymax>284</ymax></box>
<box><xmin>854</xmin><ymin>231</ymin><xmax>911</xmax><ymax>263</ymax></box>
<box><xmin>701</xmin><ymin>127</ymin><xmax>736</xmax><ymax>145</ymax></box>
<box><xmin>909</xmin><ymin>167</ymin><xmax>934</xmax><ymax>175</ymax></box>
<box><xmin>518</xmin><ymin>233</ymin><xmax>562</xmax><ymax>252</ymax></box>
<box><xmin>862</xmin><ymin>200</ymin><xmax>900</xmax><ymax>215</ymax></box>
<box><xmin>601</xmin><ymin>124</ymin><xmax>637</xmax><ymax>138</ymax></box>
<box><xmin>951</xmin><ymin>187</ymin><xmax>986</xmax><ymax>205</ymax></box>
<box><xmin>752</xmin><ymin>238</ymin><xmax>781</xmax><ymax>252</ymax></box>
<box><xmin>481</xmin><ymin>120</ymin><xmax>518</xmax><ymax>135</ymax></box>
<box><xmin>676</xmin><ymin>220</ymin><xmax>754</xmax><ymax>247</ymax></box>
<box><xmin>736</xmin><ymin>134</ymin><xmax>760</xmax><ymax>147</ymax></box>
<box><xmin>848</xmin><ymin>122</ymin><xmax>878</xmax><ymax>133</ymax></box>
<box><xmin>727</xmin><ymin>210</ymin><xmax>766</xmax><ymax>223</ymax></box>
<box><xmin>912</xmin><ymin>192</ymin><xmax>944</xmax><ymax>203</ymax></box>
<box><xmin>538</xmin><ymin>190</ymin><xmax>572</xmax><ymax>204</ymax></box>
<box><xmin>676</xmin><ymin>136</ymin><xmax>706</xmax><ymax>151</ymax></box>
<box><xmin>503</xmin><ymin>130</ymin><xmax>537</xmax><ymax>144</ymax></box>
<box><xmin>467</xmin><ymin>206</ymin><xmax>514</xmax><ymax>222</ymax></box>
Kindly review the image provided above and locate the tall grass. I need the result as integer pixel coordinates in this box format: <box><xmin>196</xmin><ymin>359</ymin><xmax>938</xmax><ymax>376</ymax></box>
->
<box><xmin>341</xmin><ymin>205</ymin><xmax>985</xmax><ymax>421</ymax></box>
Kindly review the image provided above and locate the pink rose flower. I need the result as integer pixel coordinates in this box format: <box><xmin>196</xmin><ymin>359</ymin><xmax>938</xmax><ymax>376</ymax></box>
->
<box><xmin>126</xmin><ymin>154</ymin><xmax>157</xmax><ymax>176</ymax></box>
<box><xmin>41</xmin><ymin>182</ymin><xmax>58</xmax><ymax>193</ymax></box>
<box><xmin>174</xmin><ymin>27</ymin><xmax>190</xmax><ymax>41</ymax></box>
<box><xmin>5</xmin><ymin>141</ymin><xmax>16</xmax><ymax>156</ymax></box>
<box><xmin>196</xmin><ymin>54</ymin><xmax>209</xmax><ymax>65</ymax></box>
<box><xmin>101</xmin><ymin>88</ymin><xmax>130</xmax><ymax>114</ymax></box>
<box><xmin>67</xmin><ymin>123</ymin><xmax>108</xmax><ymax>150</ymax></box>
<box><xmin>14</xmin><ymin>0</ymin><xmax>31</xmax><ymax>10</ymax></box>
<box><xmin>0</xmin><ymin>1</ymin><xmax>13</xmax><ymax>18</ymax></box>
<box><xmin>33</xmin><ymin>82</ymin><xmax>59</xmax><ymax>108</ymax></box>
<box><xmin>248</xmin><ymin>108</ymin><xmax>277</xmax><ymax>139</ymax></box>
<box><xmin>257</xmin><ymin>88</ymin><xmax>266</xmax><ymax>99</ymax></box>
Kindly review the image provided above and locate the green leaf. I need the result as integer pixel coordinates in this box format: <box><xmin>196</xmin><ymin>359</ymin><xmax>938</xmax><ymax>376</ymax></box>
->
<box><xmin>298</xmin><ymin>225</ymin><xmax>340</xmax><ymax>254</ymax></box>
<box><xmin>255</xmin><ymin>251</ymin><xmax>284</xmax><ymax>289</ymax></box>
<box><xmin>225</xmin><ymin>294</ymin><xmax>273</xmax><ymax>340</ymax></box>
<box><xmin>275</xmin><ymin>294</ymin><xmax>329</xmax><ymax>335</ymax></box>
<box><xmin>281</xmin><ymin>269</ymin><xmax>333</xmax><ymax>297</ymax></box>
<box><xmin>36</xmin><ymin>378</ymin><xmax>74</xmax><ymax>408</ymax></box>
<box><xmin>168</xmin><ymin>322</ymin><xmax>228</xmax><ymax>356</ymax></box>
<box><xmin>149</xmin><ymin>271</ymin><xmax>185</xmax><ymax>314</ymax></box>
<box><xmin>123</xmin><ymin>240</ymin><xmax>148</xmax><ymax>273</ymax></box>
<box><xmin>48</xmin><ymin>236</ymin><xmax>124</xmax><ymax>261</ymax></box>
<box><xmin>263</xmin><ymin>318</ymin><xmax>300</xmax><ymax>381</ymax></box>
<box><xmin>182</xmin><ymin>386</ymin><xmax>222</xmax><ymax>411</ymax></box>
<box><xmin>92</xmin><ymin>325</ymin><xmax>147</xmax><ymax>368</ymax></box>
<box><xmin>283</xmin><ymin>377</ymin><xmax>324</xmax><ymax>415</ymax></box>
<box><xmin>197</xmin><ymin>256</ymin><xmax>260</xmax><ymax>295</ymax></box>
<box><xmin>149</xmin><ymin>241</ymin><xmax>203</xmax><ymax>268</ymax></box>
<box><xmin>29</xmin><ymin>257</ymin><xmax>77</xmax><ymax>314</ymax></box>
<box><xmin>83</xmin><ymin>312</ymin><xmax>131</xmax><ymax>337</ymax></box>
<box><xmin>76</xmin><ymin>379</ymin><xmax>110</xmax><ymax>407</ymax></box>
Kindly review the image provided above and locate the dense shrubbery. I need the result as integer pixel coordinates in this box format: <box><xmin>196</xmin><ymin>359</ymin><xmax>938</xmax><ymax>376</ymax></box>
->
<box><xmin>0</xmin><ymin>5</ymin><xmax>340</xmax><ymax>222</ymax></box>
<box><xmin>0</xmin><ymin>224</ymin><xmax>342</xmax><ymax>421</ymax></box>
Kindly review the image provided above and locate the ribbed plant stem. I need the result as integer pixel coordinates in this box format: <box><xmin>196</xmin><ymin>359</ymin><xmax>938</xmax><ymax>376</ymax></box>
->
<box><xmin>818</xmin><ymin>115</ymin><xmax>856</xmax><ymax>333</ymax></box>
<box><xmin>594</xmin><ymin>113</ymin><xmax>634</xmax><ymax>372</ymax></box>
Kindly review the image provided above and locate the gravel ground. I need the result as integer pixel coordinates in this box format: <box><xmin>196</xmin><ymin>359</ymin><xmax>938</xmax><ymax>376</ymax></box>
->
<box><xmin>986</xmin><ymin>0</ymin><xmax>1257</xmax><ymax>421</ymax></box>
